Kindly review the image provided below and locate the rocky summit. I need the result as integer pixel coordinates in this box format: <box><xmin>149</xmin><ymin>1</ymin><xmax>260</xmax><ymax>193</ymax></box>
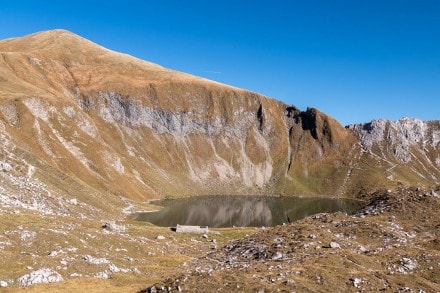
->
<box><xmin>0</xmin><ymin>30</ymin><xmax>438</xmax><ymax>291</ymax></box>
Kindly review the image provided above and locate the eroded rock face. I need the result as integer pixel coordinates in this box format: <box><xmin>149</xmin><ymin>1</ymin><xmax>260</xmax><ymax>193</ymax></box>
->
<box><xmin>346</xmin><ymin>118</ymin><xmax>440</xmax><ymax>191</ymax></box>
<box><xmin>349</xmin><ymin>118</ymin><xmax>439</xmax><ymax>163</ymax></box>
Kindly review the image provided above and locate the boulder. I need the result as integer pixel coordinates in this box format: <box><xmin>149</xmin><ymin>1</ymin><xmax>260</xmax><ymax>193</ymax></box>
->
<box><xmin>0</xmin><ymin>161</ymin><xmax>12</xmax><ymax>172</ymax></box>
<box><xmin>82</xmin><ymin>255</ymin><xmax>110</xmax><ymax>265</ymax></box>
<box><xmin>329</xmin><ymin>242</ymin><xmax>340</xmax><ymax>249</ymax></box>
<box><xmin>102</xmin><ymin>221</ymin><xmax>126</xmax><ymax>233</ymax></box>
<box><xmin>17</xmin><ymin>269</ymin><xmax>63</xmax><ymax>286</ymax></box>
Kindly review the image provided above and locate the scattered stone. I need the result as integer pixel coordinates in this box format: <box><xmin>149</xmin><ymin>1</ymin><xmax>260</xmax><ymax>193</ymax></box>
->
<box><xmin>102</xmin><ymin>221</ymin><xmax>126</xmax><ymax>233</ymax></box>
<box><xmin>0</xmin><ymin>280</ymin><xmax>8</xmax><ymax>287</ymax></box>
<box><xmin>109</xmin><ymin>264</ymin><xmax>121</xmax><ymax>273</ymax></box>
<box><xmin>272</xmin><ymin>251</ymin><xmax>284</xmax><ymax>260</ymax></box>
<box><xmin>48</xmin><ymin>250</ymin><xmax>58</xmax><ymax>257</ymax></box>
<box><xmin>67</xmin><ymin>198</ymin><xmax>78</xmax><ymax>205</ymax></box>
<box><xmin>115</xmin><ymin>248</ymin><xmax>128</xmax><ymax>252</ymax></box>
<box><xmin>400</xmin><ymin>258</ymin><xmax>417</xmax><ymax>271</ymax></box>
<box><xmin>284</xmin><ymin>279</ymin><xmax>295</xmax><ymax>286</ymax></box>
<box><xmin>156</xmin><ymin>235</ymin><xmax>166</xmax><ymax>240</ymax></box>
<box><xmin>20</xmin><ymin>230</ymin><xmax>36</xmax><ymax>242</ymax></box>
<box><xmin>95</xmin><ymin>271</ymin><xmax>110</xmax><ymax>279</ymax></box>
<box><xmin>357</xmin><ymin>245</ymin><xmax>367</xmax><ymax>252</ymax></box>
<box><xmin>329</xmin><ymin>242</ymin><xmax>340</xmax><ymax>249</ymax></box>
<box><xmin>308</xmin><ymin>234</ymin><xmax>317</xmax><ymax>239</ymax></box>
<box><xmin>82</xmin><ymin>255</ymin><xmax>110</xmax><ymax>265</ymax></box>
<box><xmin>202</xmin><ymin>234</ymin><xmax>209</xmax><ymax>239</ymax></box>
<box><xmin>0</xmin><ymin>161</ymin><xmax>12</xmax><ymax>172</ymax></box>
<box><xmin>108</xmin><ymin>263</ymin><xmax>129</xmax><ymax>273</ymax></box>
<box><xmin>273</xmin><ymin>237</ymin><xmax>284</xmax><ymax>243</ymax></box>
<box><xmin>350</xmin><ymin>277</ymin><xmax>362</xmax><ymax>288</ymax></box>
<box><xmin>17</xmin><ymin>269</ymin><xmax>64</xmax><ymax>286</ymax></box>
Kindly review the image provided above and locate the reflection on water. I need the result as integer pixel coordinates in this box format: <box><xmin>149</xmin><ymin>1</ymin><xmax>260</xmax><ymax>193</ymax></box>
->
<box><xmin>134</xmin><ymin>196</ymin><xmax>364</xmax><ymax>228</ymax></box>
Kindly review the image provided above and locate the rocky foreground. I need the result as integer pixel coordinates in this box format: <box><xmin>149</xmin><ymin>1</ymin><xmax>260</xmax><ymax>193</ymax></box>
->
<box><xmin>144</xmin><ymin>187</ymin><xmax>440</xmax><ymax>292</ymax></box>
<box><xmin>0</xmin><ymin>186</ymin><xmax>438</xmax><ymax>292</ymax></box>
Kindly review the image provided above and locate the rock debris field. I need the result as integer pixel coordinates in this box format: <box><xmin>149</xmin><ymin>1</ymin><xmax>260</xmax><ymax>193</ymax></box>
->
<box><xmin>145</xmin><ymin>187</ymin><xmax>440</xmax><ymax>292</ymax></box>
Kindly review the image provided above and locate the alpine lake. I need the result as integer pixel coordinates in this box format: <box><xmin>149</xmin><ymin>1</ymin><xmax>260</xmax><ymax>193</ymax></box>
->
<box><xmin>133</xmin><ymin>195</ymin><xmax>364</xmax><ymax>228</ymax></box>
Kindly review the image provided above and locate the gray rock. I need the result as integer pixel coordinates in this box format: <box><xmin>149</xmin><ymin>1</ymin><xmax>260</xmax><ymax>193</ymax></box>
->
<box><xmin>272</xmin><ymin>251</ymin><xmax>284</xmax><ymax>260</ymax></box>
<box><xmin>349</xmin><ymin>118</ymin><xmax>439</xmax><ymax>163</ymax></box>
<box><xmin>82</xmin><ymin>255</ymin><xmax>110</xmax><ymax>265</ymax></box>
<box><xmin>102</xmin><ymin>221</ymin><xmax>126</xmax><ymax>233</ymax></box>
<box><xmin>400</xmin><ymin>257</ymin><xmax>417</xmax><ymax>271</ymax></box>
<box><xmin>95</xmin><ymin>271</ymin><xmax>110</xmax><ymax>279</ymax></box>
<box><xmin>17</xmin><ymin>269</ymin><xmax>64</xmax><ymax>286</ymax></box>
<box><xmin>0</xmin><ymin>161</ymin><xmax>12</xmax><ymax>172</ymax></box>
<box><xmin>108</xmin><ymin>263</ymin><xmax>129</xmax><ymax>273</ymax></box>
<box><xmin>357</xmin><ymin>245</ymin><xmax>367</xmax><ymax>252</ymax></box>
<box><xmin>0</xmin><ymin>280</ymin><xmax>8</xmax><ymax>287</ymax></box>
<box><xmin>273</xmin><ymin>237</ymin><xmax>284</xmax><ymax>243</ymax></box>
<box><xmin>329</xmin><ymin>242</ymin><xmax>340</xmax><ymax>249</ymax></box>
<box><xmin>351</xmin><ymin>277</ymin><xmax>362</xmax><ymax>288</ymax></box>
<box><xmin>48</xmin><ymin>250</ymin><xmax>58</xmax><ymax>257</ymax></box>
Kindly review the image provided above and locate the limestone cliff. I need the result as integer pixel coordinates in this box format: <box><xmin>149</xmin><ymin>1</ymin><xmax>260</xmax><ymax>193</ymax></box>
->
<box><xmin>347</xmin><ymin>119</ymin><xmax>440</xmax><ymax>192</ymax></box>
<box><xmin>0</xmin><ymin>30</ymin><xmax>438</xmax><ymax>207</ymax></box>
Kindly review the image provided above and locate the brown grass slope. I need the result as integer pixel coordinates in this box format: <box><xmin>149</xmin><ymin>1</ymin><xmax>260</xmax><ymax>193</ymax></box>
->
<box><xmin>0</xmin><ymin>29</ymin><xmax>438</xmax><ymax>203</ymax></box>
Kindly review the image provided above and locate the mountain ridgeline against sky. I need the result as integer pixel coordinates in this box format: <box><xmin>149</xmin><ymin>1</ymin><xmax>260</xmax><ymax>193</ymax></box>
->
<box><xmin>0</xmin><ymin>30</ymin><xmax>439</xmax><ymax>203</ymax></box>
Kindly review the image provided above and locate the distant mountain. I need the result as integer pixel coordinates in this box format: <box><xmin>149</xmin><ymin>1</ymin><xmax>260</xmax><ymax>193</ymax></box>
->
<box><xmin>0</xmin><ymin>30</ymin><xmax>438</xmax><ymax>209</ymax></box>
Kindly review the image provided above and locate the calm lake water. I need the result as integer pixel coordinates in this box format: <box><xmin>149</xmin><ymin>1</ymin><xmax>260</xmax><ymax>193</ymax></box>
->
<box><xmin>133</xmin><ymin>195</ymin><xmax>364</xmax><ymax>228</ymax></box>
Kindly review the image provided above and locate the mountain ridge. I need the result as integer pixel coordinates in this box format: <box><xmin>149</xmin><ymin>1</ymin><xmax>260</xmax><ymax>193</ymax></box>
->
<box><xmin>0</xmin><ymin>29</ymin><xmax>438</xmax><ymax>206</ymax></box>
<box><xmin>0</xmin><ymin>29</ymin><xmax>247</xmax><ymax>101</ymax></box>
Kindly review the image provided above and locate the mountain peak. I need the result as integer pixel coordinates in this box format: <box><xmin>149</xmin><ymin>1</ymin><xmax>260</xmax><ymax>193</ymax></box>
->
<box><xmin>29</xmin><ymin>28</ymin><xmax>79</xmax><ymax>39</ymax></box>
<box><xmin>0</xmin><ymin>29</ymin><xmax>244</xmax><ymax>101</ymax></box>
<box><xmin>0</xmin><ymin>29</ymin><xmax>106</xmax><ymax>55</ymax></box>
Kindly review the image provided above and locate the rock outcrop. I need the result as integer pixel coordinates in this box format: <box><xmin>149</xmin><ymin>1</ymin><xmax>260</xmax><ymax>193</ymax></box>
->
<box><xmin>17</xmin><ymin>269</ymin><xmax>64</xmax><ymax>286</ymax></box>
<box><xmin>348</xmin><ymin>118</ymin><xmax>440</xmax><ymax>191</ymax></box>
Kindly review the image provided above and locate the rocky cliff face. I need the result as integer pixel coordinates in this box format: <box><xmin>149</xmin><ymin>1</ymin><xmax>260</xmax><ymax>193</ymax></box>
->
<box><xmin>0</xmin><ymin>30</ymin><xmax>438</xmax><ymax>211</ymax></box>
<box><xmin>346</xmin><ymin>118</ymin><xmax>440</xmax><ymax>193</ymax></box>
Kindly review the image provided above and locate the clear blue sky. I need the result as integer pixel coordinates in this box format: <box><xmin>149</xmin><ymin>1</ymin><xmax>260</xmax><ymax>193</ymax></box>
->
<box><xmin>1</xmin><ymin>0</ymin><xmax>439</xmax><ymax>125</ymax></box>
